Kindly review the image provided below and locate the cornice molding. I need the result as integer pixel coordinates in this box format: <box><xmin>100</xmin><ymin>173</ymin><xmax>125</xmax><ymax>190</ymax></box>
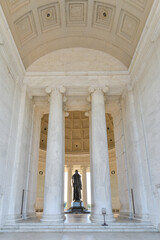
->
<box><xmin>24</xmin><ymin>71</ymin><xmax>130</xmax><ymax>97</ymax></box>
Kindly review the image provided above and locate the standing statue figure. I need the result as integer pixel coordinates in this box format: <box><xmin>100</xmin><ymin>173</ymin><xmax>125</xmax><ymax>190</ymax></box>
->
<box><xmin>72</xmin><ymin>170</ymin><xmax>82</xmax><ymax>201</ymax></box>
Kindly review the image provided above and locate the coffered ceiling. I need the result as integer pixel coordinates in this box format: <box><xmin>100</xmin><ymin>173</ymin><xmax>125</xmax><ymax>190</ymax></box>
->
<box><xmin>0</xmin><ymin>0</ymin><xmax>154</xmax><ymax>69</ymax></box>
<box><xmin>40</xmin><ymin>112</ymin><xmax>115</xmax><ymax>153</ymax></box>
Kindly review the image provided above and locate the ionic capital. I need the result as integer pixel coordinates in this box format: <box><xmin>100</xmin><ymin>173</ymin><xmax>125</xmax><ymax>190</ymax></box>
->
<box><xmin>88</xmin><ymin>86</ymin><xmax>109</xmax><ymax>94</ymax></box>
<box><xmin>45</xmin><ymin>86</ymin><xmax>66</xmax><ymax>94</ymax></box>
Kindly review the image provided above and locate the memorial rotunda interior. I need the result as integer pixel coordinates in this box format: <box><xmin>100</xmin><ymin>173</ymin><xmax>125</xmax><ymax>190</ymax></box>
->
<box><xmin>36</xmin><ymin>112</ymin><xmax>119</xmax><ymax>212</ymax></box>
<box><xmin>0</xmin><ymin>0</ymin><xmax>160</xmax><ymax>233</ymax></box>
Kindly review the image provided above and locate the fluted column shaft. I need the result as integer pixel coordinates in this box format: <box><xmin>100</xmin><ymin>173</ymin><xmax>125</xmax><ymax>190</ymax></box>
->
<box><xmin>67</xmin><ymin>166</ymin><xmax>72</xmax><ymax>209</ymax></box>
<box><xmin>82</xmin><ymin>167</ymin><xmax>87</xmax><ymax>209</ymax></box>
<box><xmin>41</xmin><ymin>88</ymin><xmax>65</xmax><ymax>222</ymax></box>
<box><xmin>127</xmin><ymin>89</ymin><xmax>148</xmax><ymax>219</ymax></box>
<box><xmin>90</xmin><ymin>88</ymin><xmax>114</xmax><ymax>222</ymax></box>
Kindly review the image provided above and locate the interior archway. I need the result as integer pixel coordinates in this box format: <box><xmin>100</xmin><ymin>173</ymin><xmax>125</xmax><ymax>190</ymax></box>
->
<box><xmin>0</xmin><ymin>0</ymin><xmax>154</xmax><ymax>68</ymax></box>
<box><xmin>27</xmin><ymin>47</ymin><xmax>127</xmax><ymax>72</ymax></box>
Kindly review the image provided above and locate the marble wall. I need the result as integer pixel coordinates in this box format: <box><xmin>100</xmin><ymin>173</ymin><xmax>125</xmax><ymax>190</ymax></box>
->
<box><xmin>0</xmin><ymin>20</ymin><xmax>34</xmax><ymax>224</ymax></box>
<box><xmin>1</xmin><ymin>82</ymin><xmax>34</xmax><ymax>223</ymax></box>
<box><xmin>13</xmin><ymin>92</ymin><xmax>34</xmax><ymax>217</ymax></box>
<box><xmin>24</xmin><ymin>108</ymin><xmax>42</xmax><ymax>217</ymax></box>
<box><xmin>112</xmin><ymin>108</ymin><xmax>130</xmax><ymax>215</ymax></box>
<box><xmin>121</xmin><ymin>90</ymin><xmax>148</xmax><ymax>219</ymax></box>
<box><xmin>0</xmin><ymin>52</ymin><xmax>21</xmax><ymax>226</ymax></box>
<box><xmin>0</xmin><ymin>45</ymin><xmax>34</xmax><ymax>225</ymax></box>
<box><xmin>121</xmin><ymin>34</ymin><xmax>160</xmax><ymax>226</ymax></box>
<box><xmin>133</xmin><ymin>39</ymin><xmax>160</xmax><ymax>226</ymax></box>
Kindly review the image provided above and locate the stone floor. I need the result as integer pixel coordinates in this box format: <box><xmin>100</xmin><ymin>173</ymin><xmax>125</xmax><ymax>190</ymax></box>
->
<box><xmin>1</xmin><ymin>214</ymin><xmax>159</xmax><ymax>236</ymax></box>
<box><xmin>16</xmin><ymin>213</ymin><xmax>136</xmax><ymax>224</ymax></box>
<box><xmin>0</xmin><ymin>232</ymin><xmax>160</xmax><ymax>240</ymax></box>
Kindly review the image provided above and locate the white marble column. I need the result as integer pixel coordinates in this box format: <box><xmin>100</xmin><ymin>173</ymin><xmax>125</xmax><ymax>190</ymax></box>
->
<box><xmin>112</xmin><ymin>106</ymin><xmax>132</xmax><ymax>217</ymax></box>
<box><xmin>82</xmin><ymin>167</ymin><xmax>87</xmax><ymax>209</ymax></box>
<box><xmin>126</xmin><ymin>89</ymin><xmax>148</xmax><ymax>220</ymax></box>
<box><xmin>89</xmin><ymin>87</ymin><xmax>114</xmax><ymax>222</ymax></box>
<box><xmin>41</xmin><ymin>87</ymin><xmax>65</xmax><ymax>222</ymax></box>
<box><xmin>67</xmin><ymin>166</ymin><xmax>72</xmax><ymax>209</ymax></box>
<box><xmin>8</xmin><ymin>84</ymin><xmax>27</xmax><ymax>221</ymax></box>
<box><xmin>24</xmin><ymin>108</ymin><xmax>42</xmax><ymax>218</ymax></box>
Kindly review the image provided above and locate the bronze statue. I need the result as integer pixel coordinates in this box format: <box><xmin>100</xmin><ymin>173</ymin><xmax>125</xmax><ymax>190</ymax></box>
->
<box><xmin>72</xmin><ymin>170</ymin><xmax>82</xmax><ymax>201</ymax></box>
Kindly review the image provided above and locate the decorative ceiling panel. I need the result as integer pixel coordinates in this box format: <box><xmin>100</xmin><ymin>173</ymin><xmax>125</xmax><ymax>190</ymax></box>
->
<box><xmin>117</xmin><ymin>10</ymin><xmax>140</xmax><ymax>43</ymax></box>
<box><xmin>0</xmin><ymin>0</ymin><xmax>153</xmax><ymax>69</ymax></box>
<box><xmin>38</xmin><ymin>2</ymin><xmax>61</xmax><ymax>32</ymax></box>
<box><xmin>66</xmin><ymin>0</ymin><xmax>88</xmax><ymax>26</ymax></box>
<box><xmin>65</xmin><ymin>128</ymin><xmax>72</xmax><ymax>139</ymax></box>
<box><xmin>6</xmin><ymin>0</ymin><xmax>30</xmax><ymax>13</ymax></box>
<box><xmin>83</xmin><ymin>129</ymin><xmax>89</xmax><ymax>139</ymax></box>
<box><xmin>83</xmin><ymin>139</ymin><xmax>89</xmax><ymax>151</ymax></box>
<box><xmin>125</xmin><ymin>0</ymin><xmax>147</xmax><ymax>11</ymax></box>
<box><xmin>65</xmin><ymin>119</ymin><xmax>72</xmax><ymax>128</ymax></box>
<box><xmin>40</xmin><ymin>112</ymin><xmax>115</xmax><ymax>153</ymax></box>
<box><xmin>14</xmin><ymin>11</ymin><xmax>37</xmax><ymax>45</ymax></box>
<box><xmin>65</xmin><ymin>139</ymin><xmax>72</xmax><ymax>152</ymax></box>
<box><xmin>72</xmin><ymin>129</ymin><xmax>82</xmax><ymax>139</ymax></box>
<box><xmin>73</xmin><ymin>111</ymin><xmax>81</xmax><ymax>118</ymax></box>
<box><xmin>72</xmin><ymin>139</ymin><xmax>82</xmax><ymax>152</ymax></box>
<box><xmin>82</xmin><ymin>119</ymin><xmax>89</xmax><ymax>128</ymax></box>
<box><xmin>93</xmin><ymin>1</ymin><xmax>115</xmax><ymax>30</ymax></box>
<box><xmin>73</xmin><ymin>119</ymin><xmax>81</xmax><ymax>129</ymax></box>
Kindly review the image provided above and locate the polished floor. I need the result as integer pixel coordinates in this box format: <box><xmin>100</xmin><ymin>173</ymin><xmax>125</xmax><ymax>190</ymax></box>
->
<box><xmin>1</xmin><ymin>214</ymin><xmax>159</xmax><ymax>238</ymax></box>
<box><xmin>15</xmin><ymin>213</ymin><xmax>138</xmax><ymax>224</ymax></box>
<box><xmin>0</xmin><ymin>232</ymin><xmax>160</xmax><ymax>240</ymax></box>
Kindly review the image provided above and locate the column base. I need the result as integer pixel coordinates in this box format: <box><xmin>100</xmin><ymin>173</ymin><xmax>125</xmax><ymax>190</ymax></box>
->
<box><xmin>90</xmin><ymin>213</ymin><xmax>115</xmax><ymax>223</ymax></box>
<box><xmin>132</xmin><ymin>213</ymin><xmax>150</xmax><ymax>222</ymax></box>
<box><xmin>118</xmin><ymin>212</ymin><xmax>150</xmax><ymax>222</ymax></box>
<box><xmin>7</xmin><ymin>214</ymin><xmax>22</xmax><ymax>223</ymax></box>
<box><xmin>118</xmin><ymin>211</ymin><xmax>133</xmax><ymax>219</ymax></box>
<box><xmin>41</xmin><ymin>213</ymin><xmax>65</xmax><ymax>223</ymax></box>
<box><xmin>22</xmin><ymin>212</ymin><xmax>36</xmax><ymax>220</ymax></box>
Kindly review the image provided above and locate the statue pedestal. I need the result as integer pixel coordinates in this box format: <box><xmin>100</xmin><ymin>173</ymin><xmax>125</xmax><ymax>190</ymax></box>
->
<box><xmin>71</xmin><ymin>201</ymin><xmax>84</xmax><ymax>208</ymax></box>
<box><xmin>66</xmin><ymin>201</ymin><xmax>89</xmax><ymax>214</ymax></box>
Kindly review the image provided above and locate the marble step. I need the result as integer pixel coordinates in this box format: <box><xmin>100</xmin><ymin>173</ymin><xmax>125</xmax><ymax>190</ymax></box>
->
<box><xmin>1</xmin><ymin>223</ymin><xmax>158</xmax><ymax>232</ymax></box>
<box><xmin>2</xmin><ymin>222</ymin><xmax>156</xmax><ymax>227</ymax></box>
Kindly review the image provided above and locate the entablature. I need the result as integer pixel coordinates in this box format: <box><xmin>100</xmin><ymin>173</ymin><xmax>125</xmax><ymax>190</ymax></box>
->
<box><xmin>24</xmin><ymin>71</ymin><xmax>131</xmax><ymax>99</ymax></box>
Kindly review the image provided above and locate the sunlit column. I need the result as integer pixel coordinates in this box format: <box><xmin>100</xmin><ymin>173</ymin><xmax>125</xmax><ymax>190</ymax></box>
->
<box><xmin>8</xmin><ymin>84</ymin><xmax>27</xmax><ymax>221</ymax></box>
<box><xmin>127</xmin><ymin>88</ymin><xmax>148</xmax><ymax>220</ymax></box>
<box><xmin>82</xmin><ymin>167</ymin><xmax>87</xmax><ymax>209</ymax></box>
<box><xmin>23</xmin><ymin>108</ymin><xmax>43</xmax><ymax>218</ymax></box>
<box><xmin>89</xmin><ymin>87</ymin><xmax>114</xmax><ymax>223</ymax></box>
<box><xmin>41</xmin><ymin>87</ymin><xmax>65</xmax><ymax>223</ymax></box>
<box><xmin>67</xmin><ymin>166</ymin><xmax>72</xmax><ymax>209</ymax></box>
